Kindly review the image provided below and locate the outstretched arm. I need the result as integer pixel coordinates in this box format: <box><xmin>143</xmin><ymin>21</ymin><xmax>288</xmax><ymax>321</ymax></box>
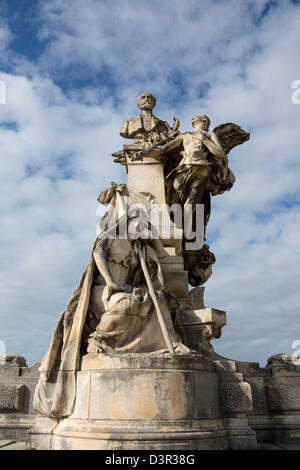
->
<box><xmin>133</xmin><ymin>134</ymin><xmax>183</xmax><ymax>162</ymax></box>
<box><xmin>159</xmin><ymin>134</ymin><xmax>183</xmax><ymax>153</ymax></box>
<box><xmin>200</xmin><ymin>131</ymin><xmax>225</xmax><ymax>159</ymax></box>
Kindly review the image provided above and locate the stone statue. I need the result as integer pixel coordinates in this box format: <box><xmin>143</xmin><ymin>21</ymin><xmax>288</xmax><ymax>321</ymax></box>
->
<box><xmin>133</xmin><ymin>112</ymin><xmax>249</xmax><ymax>286</ymax></box>
<box><xmin>33</xmin><ymin>93</ymin><xmax>249</xmax><ymax>419</ymax></box>
<box><xmin>33</xmin><ymin>186</ymin><xmax>189</xmax><ymax>418</ymax></box>
<box><xmin>30</xmin><ymin>94</ymin><xmax>260</xmax><ymax>451</ymax></box>
<box><xmin>165</xmin><ymin>115</ymin><xmax>246</xmax><ymax>286</ymax></box>
<box><xmin>112</xmin><ymin>92</ymin><xmax>179</xmax><ymax>165</ymax></box>
<box><xmin>120</xmin><ymin>92</ymin><xmax>179</xmax><ymax>146</ymax></box>
<box><xmin>164</xmin><ymin>114</ymin><xmax>235</xmax><ymax>206</ymax></box>
<box><xmin>86</xmin><ymin>185</ymin><xmax>188</xmax><ymax>355</ymax></box>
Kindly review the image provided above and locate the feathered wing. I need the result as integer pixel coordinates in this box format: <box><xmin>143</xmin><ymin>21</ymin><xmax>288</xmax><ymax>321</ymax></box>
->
<box><xmin>213</xmin><ymin>123</ymin><xmax>250</xmax><ymax>155</ymax></box>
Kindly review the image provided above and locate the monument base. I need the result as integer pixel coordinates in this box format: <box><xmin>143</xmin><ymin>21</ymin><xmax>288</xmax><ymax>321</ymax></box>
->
<box><xmin>27</xmin><ymin>354</ymin><xmax>257</xmax><ymax>450</ymax></box>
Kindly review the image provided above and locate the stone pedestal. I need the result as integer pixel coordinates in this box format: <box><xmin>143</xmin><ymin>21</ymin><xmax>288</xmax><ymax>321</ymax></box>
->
<box><xmin>27</xmin><ymin>354</ymin><xmax>257</xmax><ymax>450</ymax></box>
<box><xmin>124</xmin><ymin>145</ymin><xmax>183</xmax><ymax>254</ymax></box>
<box><xmin>159</xmin><ymin>255</ymin><xmax>190</xmax><ymax>308</ymax></box>
<box><xmin>176</xmin><ymin>308</ymin><xmax>227</xmax><ymax>352</ymax></box>
<box><xmin>125</xmin><ymin>145</ymin><xmax>166</xmax><ymax>204</ymax></box>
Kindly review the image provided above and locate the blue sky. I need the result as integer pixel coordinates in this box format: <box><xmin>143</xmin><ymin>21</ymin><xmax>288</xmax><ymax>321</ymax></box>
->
<box><xmin>0</xmin><ymin>0</ymin><xmax>300</xmax><ymax>366</ymax></box>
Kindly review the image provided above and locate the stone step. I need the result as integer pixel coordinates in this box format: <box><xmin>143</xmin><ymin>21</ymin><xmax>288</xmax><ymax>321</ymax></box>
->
<box><xmin>0</xmin><ymin>440</ymin><xmax>16</xmax><ymax>449</ymax></box>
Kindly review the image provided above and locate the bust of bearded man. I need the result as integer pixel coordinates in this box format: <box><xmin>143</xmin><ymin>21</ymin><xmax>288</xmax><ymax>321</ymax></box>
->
<box><xmin>120</xmin><ymin>92</ymin><xmax>171</xmax><ymax>145</ymax></box>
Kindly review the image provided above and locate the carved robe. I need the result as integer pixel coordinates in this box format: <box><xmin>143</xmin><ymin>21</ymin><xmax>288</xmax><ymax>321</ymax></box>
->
<box><xmin>33</xmin><ymin>233</ymin><xmax>187</xmax><ymax>419</ymax></box>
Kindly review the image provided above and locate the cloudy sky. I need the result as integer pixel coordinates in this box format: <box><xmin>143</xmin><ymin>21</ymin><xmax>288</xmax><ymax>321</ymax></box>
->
<box><xmin>0</xmin><ymin>0</ymin><xmax>299</xmax><ymax>366</ymax></box>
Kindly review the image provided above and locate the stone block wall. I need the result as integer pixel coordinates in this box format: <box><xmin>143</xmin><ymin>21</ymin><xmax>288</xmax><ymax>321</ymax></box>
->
<box><xmin>0</xmin><ymin>355</ymin><xmax>40</xmax><ymax>440</ymax></box>
<box><xmin>235</xmin><ymin>354</ymin><xmax>300</xmax><ymax>443</ymax></box>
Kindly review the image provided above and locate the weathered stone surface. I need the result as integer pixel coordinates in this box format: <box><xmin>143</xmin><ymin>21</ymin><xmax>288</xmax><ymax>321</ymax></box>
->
<box><xmin>0</xmin><ymin>362</ymin><xmax>40</xmax><ymax>415</ymax></box>
<box><xmin>178</xmin><ymin>307</ymin><xmax>226</xmax><ymax>326</ymax></box>
<box><xmin>267</xmin><ymin>384</ymin><xmax>300</xmax><ymax>411</ymax></box>
<box><xmin>70</xmin><ymin>372</ymin><xmax>90</xmax><ymax>419</ymax></box>
<box><xmin>234</xmin><ymin>356</ymin><xmax>300</xmax><ymax>444</ymax></box>
<box><xmin>0</xmin><ymin>354</ymin><xmax>27</xmax><ymax>367</ymax></box>
<box><xmin>220</xmin><ymin>382</ymin><xmax>253</xmax><ymax>414</ymax></box>
<box><xmin>88</xmin><ymin>369</ymin><xmax>219</xmax><ymax>421</ymax></box>
<box><xmin>126</xmin><ymin>151</ymin><xmax>167</xmax><ymax>204</ymax></box>
<box><xmin>248</xmin><ymin>413</ymin><xmax>300</xmax><ymax>444</ymax></box>
<box><xmin>81</xmin><ymin>352</ymin><xmax>214</xmax><ymax>371</ymax></box>
<box><xmin>213</xmin><ymin>360</ymin><xmax>236</xmax><ymax>373</ymax></box>
<box><xmin>19</xmin><ymin>362</ymin><xmax>40</xmax><ymax>377</ymax></box>
<box><xmin>26</xmin><ymin>415</ymin><xmax>58</xmax><ymax>450</ymax></box>
<box><xmin>0</xmin><ymin>355</ymin><xmax>40</xmax><ymax>441</ymax></box>
<box><xmin>266</xmin><ymin>354</ymin><xmax>300</xmax><ymax>374</ymax></box>
<box><xmin>51</xmin><ymin>418</ymin><xmax>232</xmax><ymax>450</ymax></box>
<box><xmin>176</xmin><ymin>308</ymin><xmax>226</xmax><ymax>352</ymax></box>
<box><xmin>159</xmin><ymin>256</ymin><xmax>189</xmax><ymax>301</ymax></box>
<box><xmin>0</xmin><ymin>384</ymin><xmax>24</xmax><ymax>412</ymax></box>
<box><xmin>0</xmin><ymin>413</ymin><xmax>36</xmax><ymax>441</ymax></box>
<box><xmin>218</xmin><ymin>372</ymin><xmax>243</xmax><ymax>383</ymax></box>
<box><xmin>29</xmin><ymin>354</ymin><xmax>257</xmax><ymax>450</ymax></box>
<box><xmin>0</xmin><ymin>441</ymin><xmax>26</xmax><ymax>450</ymax></box>
<box><xmin>189</xmin><ymin>286</ymin><xmax>205</xmax><ymax>309</ymax></box>
<box><xmin>267</xmin><ymin>353</ymin><xmax>300</xmax><ymax>366</ymax></box>
<box><xmin>235</xmin><ymin>360</ymin><xmax>266</xmax><ymax>377</ymax></box>
<box><xmin>0</xmin><ymin>439</ymin><xmax>15</xmax><ymax>448</ymax></box>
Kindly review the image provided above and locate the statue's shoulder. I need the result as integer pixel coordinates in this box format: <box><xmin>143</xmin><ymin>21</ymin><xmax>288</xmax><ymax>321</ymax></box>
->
<box><xmin>182</xmin><ymin>131</ymin><xmax>193</xmax><ymax>138</ymax></box>
<box><xmin>120</xmin><ymin>116</ymin><xmax>143</xmax><ymax>137</ymax></box>
<box><xmin>122</xmin><ymin>116</ymin><xmax>141</xmax><ymax>125</ymax></box>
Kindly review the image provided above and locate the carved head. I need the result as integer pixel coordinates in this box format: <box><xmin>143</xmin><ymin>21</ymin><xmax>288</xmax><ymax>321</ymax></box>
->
<box><xmin>191</xmin><ymin>114</ymin><xmax>211</xmax><ymax>131</ymax></box>
<box><xmin>127</xmin><ymin>204</ymin><xmax>151</xmax><ymax>240</ymax></box>
<box><xmin>138</xmin><ymin>92</ymin><xmax>156</xmax><ymax>111</ymax></box>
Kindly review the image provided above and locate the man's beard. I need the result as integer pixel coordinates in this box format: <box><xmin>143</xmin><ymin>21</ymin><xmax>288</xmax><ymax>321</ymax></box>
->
<box><xmin>139</xmin><ymin>103</ymin><xmax>153</xmax><ymax>111</ymax></box>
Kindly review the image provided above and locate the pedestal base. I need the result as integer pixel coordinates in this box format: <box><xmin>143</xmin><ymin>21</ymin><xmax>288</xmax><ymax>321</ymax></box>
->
<box><xmin>27</xmin><ymin>354</ymin><xmax>257</xmax><ymax>450</ymax></box>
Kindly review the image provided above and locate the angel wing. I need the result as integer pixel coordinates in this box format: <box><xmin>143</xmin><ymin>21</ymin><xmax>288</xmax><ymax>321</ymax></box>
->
<box><xmin>213</xmin><ymin>123</ymin><xmax>250</xmax><ymax>155</ymax></box>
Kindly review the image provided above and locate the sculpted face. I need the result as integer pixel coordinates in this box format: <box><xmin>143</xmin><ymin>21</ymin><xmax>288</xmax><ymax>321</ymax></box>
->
<box><xmin>138</xmin><ymin>92</ymin><xmax>156</xmax><ymax>111</ymax></box>
<box><xmin>192</xmin><ymin>114</ymin><xmax>210</xmax><ymax>131</ymax></box>
<box><xmin>127</xmin><ymin>205</ymin><xmax>151</xmax><ymax>240</ymax></box>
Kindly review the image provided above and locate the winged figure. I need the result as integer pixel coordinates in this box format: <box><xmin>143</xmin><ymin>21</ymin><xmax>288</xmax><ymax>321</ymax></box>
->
<box><xmin>109</xmin><ymin>107</ymin><xmax>250</xmax><ymax>287</ymax></box>
<box><xmin>144</xmin><ymin>115</ymin><xmax>250</xmax><ymax>286</ymax></box>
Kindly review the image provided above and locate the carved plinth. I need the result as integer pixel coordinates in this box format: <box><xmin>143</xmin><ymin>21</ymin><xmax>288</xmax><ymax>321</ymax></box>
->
<box><xmin>27</xmin><ymin>354</ymin><xmax>257</xmax><ymax>450</ymax></box>
<box><xmin>125</xmin><ymin>145</ymin><xmax>166</xmax><ymax>204</ymax></box>
<box><xmin>125</xmin><ymin>146</ymin><xmax>183</xmax><ymax>254</ymax></box>
<box><xmin>176</xmin><ymin>308</ymin><xmax>227</xmax><ymax>352</ymax></box>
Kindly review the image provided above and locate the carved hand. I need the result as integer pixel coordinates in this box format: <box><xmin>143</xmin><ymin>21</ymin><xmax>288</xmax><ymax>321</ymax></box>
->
<box><xmin>198</xmin><ymin>130</ymin><xmax>210</xmax><ymax>141</ymax></box>
<box><xmin>106</xmin><ymin>280</ymin><xmax>129</xmax><ymax>299</ymax></box>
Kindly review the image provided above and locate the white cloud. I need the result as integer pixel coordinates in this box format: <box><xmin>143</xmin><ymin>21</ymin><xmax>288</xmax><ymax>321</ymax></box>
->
<box><xmin>0</xmin><ymin>19</ymin><xmax>12</xmax><ymax>55</ymax></box>
<box><xmin>0</xmin><ymin>0</ymin><xmax>300</xmax><ymax>366</ymax></box>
